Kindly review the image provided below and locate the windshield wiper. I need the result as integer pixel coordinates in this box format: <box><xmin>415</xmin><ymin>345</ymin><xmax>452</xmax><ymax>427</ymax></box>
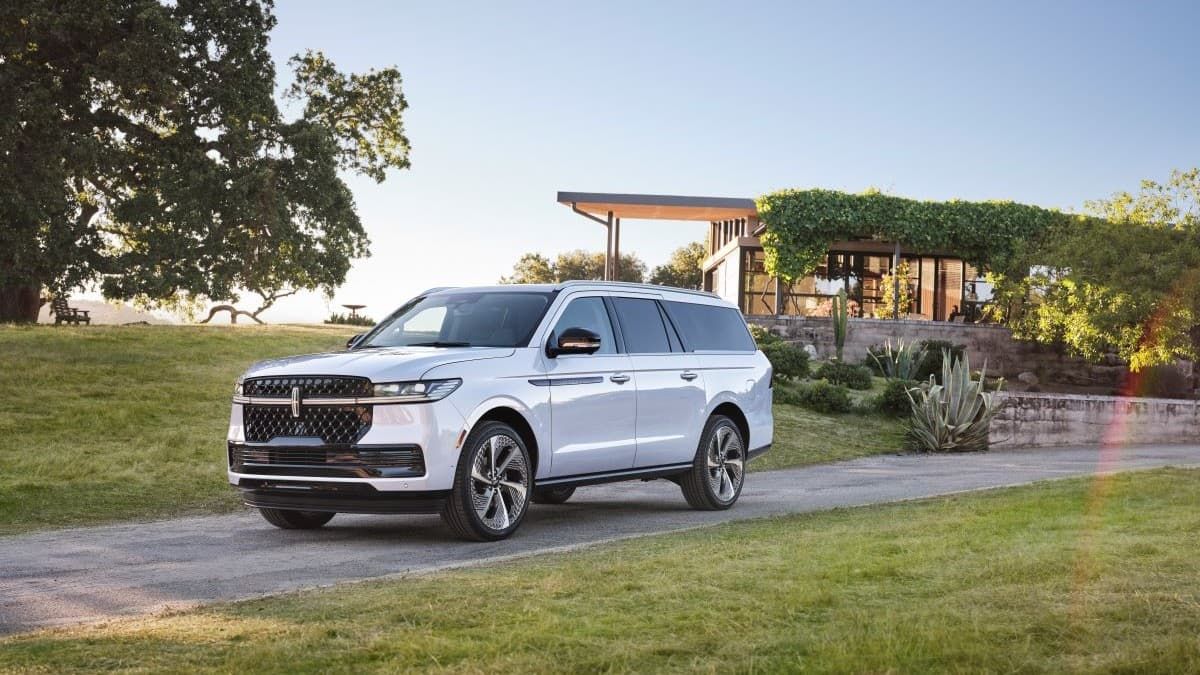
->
<box><xmin>407</xmin><ymin>341</ymin><xmax>472</xmax><ymax>347</ymax></box>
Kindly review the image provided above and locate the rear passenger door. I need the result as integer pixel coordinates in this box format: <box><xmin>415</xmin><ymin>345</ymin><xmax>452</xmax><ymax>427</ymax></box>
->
<box><xmin>609</xmin><ymin>296</ymin><xmax>707</xmax><ymax>469</ymax></box>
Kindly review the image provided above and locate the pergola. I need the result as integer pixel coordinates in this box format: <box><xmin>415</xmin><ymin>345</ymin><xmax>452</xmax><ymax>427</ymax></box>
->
<box><xmin>557</xmin><ymin>191</ymin><xmax>758</xmax><ymax>280</ymax></box>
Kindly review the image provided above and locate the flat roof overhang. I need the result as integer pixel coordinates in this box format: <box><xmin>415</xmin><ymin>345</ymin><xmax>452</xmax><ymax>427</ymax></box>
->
<box><xmin>557</xmin><ymin>191</ymin><xmax>758</xmax><ymax>221</ymax></box>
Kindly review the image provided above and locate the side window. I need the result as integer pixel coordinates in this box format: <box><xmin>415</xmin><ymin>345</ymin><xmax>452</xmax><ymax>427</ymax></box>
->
<box><xmin>612</xmin><ymin>297</ymin><xmax>671</xmax><ymax>354</ymax></box>
<box><xmin>664</xmin><ymin>301</ymin><xmax>756</xmax><ymax>351</ymax></box>
<box><xmin>551</xmin><ymin>297</ymin><xmax>616</xmax><ymax>354</ymax></box>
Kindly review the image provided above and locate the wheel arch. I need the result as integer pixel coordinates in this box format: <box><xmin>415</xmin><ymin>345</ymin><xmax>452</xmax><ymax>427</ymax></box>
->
<box><xmin>709</xmin><ymin>401</ymin><xmax>750</xmax><ymax>449</ymax></box>
<box><xmin>472</xmin><ymin>405</ymin><xmax>541</xmax><ymax>475</ymax></box>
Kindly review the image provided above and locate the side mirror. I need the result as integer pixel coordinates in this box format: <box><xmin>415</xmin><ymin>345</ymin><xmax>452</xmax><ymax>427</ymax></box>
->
<box><xmin>547</xmin><ymin>327</ymin><xmax>601</xmax><ymax>357</ymax></box>
<box><xmin>347</xmin><ymin>333</ymin><xmax>365</xmax><ymax>350</ymax></box>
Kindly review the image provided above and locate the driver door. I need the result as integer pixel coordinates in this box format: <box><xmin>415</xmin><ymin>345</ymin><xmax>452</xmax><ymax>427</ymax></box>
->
<box><xmin>541</xmin><ymin>295</ymin><xmax>637</xmax><ymax>477</ymax></box>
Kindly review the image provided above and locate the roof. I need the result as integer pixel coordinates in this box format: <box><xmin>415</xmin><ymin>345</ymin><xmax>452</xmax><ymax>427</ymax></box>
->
<box><xmin>424</xmin><ymin>281</ymin><xmax>720</xmax><ymax>301</ymax></box>
<box><xmin>557</xmin><ymin>191</ymin><xmax>757</xmax><ymax>221</ymax></box>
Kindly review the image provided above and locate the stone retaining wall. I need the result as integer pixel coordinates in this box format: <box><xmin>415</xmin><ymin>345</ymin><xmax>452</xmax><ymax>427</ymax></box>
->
<box><xmin>989</xmin><ymin>392</ymin><xmax>1200</xmax><ymax>449</ymax></box>
<box><xmin>747</xmin><ymin>316</ymin><xmax>1128</xmax><ymax>391</ymax></box>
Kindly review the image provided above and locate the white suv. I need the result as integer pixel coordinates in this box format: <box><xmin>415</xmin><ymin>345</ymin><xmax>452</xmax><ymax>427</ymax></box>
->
<box><xmin>228</xmin><ymin>282</ymin><xmax>773</xmax><ymax>540</ymax></box>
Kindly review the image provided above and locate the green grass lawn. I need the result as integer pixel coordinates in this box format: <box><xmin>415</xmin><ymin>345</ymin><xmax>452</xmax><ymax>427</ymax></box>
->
<box><xmin>0</xmin><ymin>324</ymin><xmax>357</xmax><ymax>535</ymax></box>
<box><xmin>755</xmin><ymin>399</ymin><xmax>904</xmax><ymax>471</ymax></box>
<box><xmin>0</xmin><ymin>325</ymin><xmax>903</xmax><ymax>535</ymax></box>
<box><xmin>3</xmin><ymin>468</ymin><xmax>1196</xmax><ymax>672</ymax></box>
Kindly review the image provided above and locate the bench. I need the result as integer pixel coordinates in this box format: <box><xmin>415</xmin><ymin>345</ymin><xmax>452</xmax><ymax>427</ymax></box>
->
<box><xmin>51</xmin><ymin>296</ymin><xmax>90</xmax><ymax>325</ymax></box>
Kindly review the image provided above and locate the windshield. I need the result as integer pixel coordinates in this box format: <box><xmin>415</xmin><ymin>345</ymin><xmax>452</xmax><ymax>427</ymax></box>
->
<box><xmin>357</xmin><ymin>291</ymin><xmax>556</xmax><ymax>349</ymax></box>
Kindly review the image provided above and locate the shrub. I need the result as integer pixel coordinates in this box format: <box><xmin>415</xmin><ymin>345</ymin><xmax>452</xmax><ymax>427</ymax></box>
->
<box><xmin>792</xmin><ymin>380</ymin><xmax>853</xmax><ymax>414</ymax></box>
<box><xmin>868</xmin><ymin>337</ymin><xmax>926</xmax><ymax>381</ymax></box>
<box><xmin>325</xmin><ymin>312</ymin><xmax>375</xmax><ymax>327</ymax></box>
<box><xmin>816</xmin><ymin>361</ymin><xmax>874</xmax><ymax>390</ymax></box>
<box><xmin>906</xmin><ymin>350</ymin><xmax>1001</xmax><ymax>452</ymax></box>
<box><xmin>748</xmin><ymin>324</ymin><xmax>783</xmax><ymax>346</ymax></box>
<box><xmin>761</xmin><ymin>341</ymin><xmax>810</xmax><ymax>381</ymax></box>
<box><xmin>874</xmin><ymin>378</ymin><xmax>919</xmax><ymax>416</ymax></box>
<box><xmin>915</xmin><ymin>340</ymin><xmax>966</xmax><ymax>383</ymax></box>
<box><xmin>1134</xmin><ymin>364</ymin><xmax>1192</xmax><ymax>398</ymax></box>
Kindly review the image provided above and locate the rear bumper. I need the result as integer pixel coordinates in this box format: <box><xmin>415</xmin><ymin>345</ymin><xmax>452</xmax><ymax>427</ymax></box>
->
<box><xmin>239</xmin><ymin>478</ymin><xmax>449</xmax><ymax>514</ymax></box>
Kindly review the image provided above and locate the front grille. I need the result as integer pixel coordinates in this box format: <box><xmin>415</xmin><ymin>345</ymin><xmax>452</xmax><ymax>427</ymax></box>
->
<box><xmin>231</xmin><ymin>445</ymin><xmax>424</xmax><ymax>475</ymax></box>
<box><xmin>244</xmin><ymin>404</ymin><xmax>371</xmax><ymax>445</ymax></box>
<box><xmin>243</xmin><ymin>376</ymin><xmax>372</xmax><ymax>399</ymax></box>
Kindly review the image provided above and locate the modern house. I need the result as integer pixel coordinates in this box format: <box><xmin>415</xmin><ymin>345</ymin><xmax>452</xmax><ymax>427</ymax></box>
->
<box><xmin>558</xmin><ymin>191</ymin><xmax>990</xmax><ymax>321</ymax></box>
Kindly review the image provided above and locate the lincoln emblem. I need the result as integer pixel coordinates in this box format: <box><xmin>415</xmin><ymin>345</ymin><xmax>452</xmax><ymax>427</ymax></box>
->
<box><xmin>290</xmin><ymin>386</ymin><xmax>302</xmax><ymax>418</ymax></box>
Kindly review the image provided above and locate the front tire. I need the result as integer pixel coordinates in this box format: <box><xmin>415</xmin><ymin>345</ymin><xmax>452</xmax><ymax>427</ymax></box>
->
<box><xmin>258</xmin><ymin>508</ymin><xmax>335</xmax><ymax>529</ymax></box>
<box><xmin>680</xmin><ymin>415</ymin><xmax>746</xmax><ymax>510</ymax></box>
<box><xmin>532</xmin><ymin>486</ymin><xmax>576</xmax><ymax>504</ymax></box>
<box><xmin>441</xmin><ymin>421</ymin><xmax>532</xmax><ymax>541</ymax></box>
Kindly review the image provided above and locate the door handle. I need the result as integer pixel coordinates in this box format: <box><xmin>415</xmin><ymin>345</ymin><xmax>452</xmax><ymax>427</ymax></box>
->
<box><xmin>609</xmin><ymin>373</ymin><xmax>630</xmax><ymax>384</ymax></box>
<box><xmin>680</xmin><ymin>371</ymin><xmax>698</xmax><ymax>381</ymax></box>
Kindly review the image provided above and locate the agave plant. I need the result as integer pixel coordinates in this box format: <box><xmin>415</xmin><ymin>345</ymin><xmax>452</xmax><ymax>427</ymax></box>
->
<box><xmin>870</xmin><ymin>337</ymin><xmax>925</xmax><ymax>381</ymax></box>
<box><xmin>905</xmin><ymin>349</ymin><xmax>1001</xmax><ymax>452</ymax></box>
<box><xmin>831</xmin><ymin>288</ymin><xmax>849</xmax><ymax>361</ymax></box>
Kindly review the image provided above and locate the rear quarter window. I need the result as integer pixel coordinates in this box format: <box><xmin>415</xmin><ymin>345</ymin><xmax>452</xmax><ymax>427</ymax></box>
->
<box><xmin>665</xmin><ymin>301</ymin><xmax>756</xmax><ymax>352</ymax></box>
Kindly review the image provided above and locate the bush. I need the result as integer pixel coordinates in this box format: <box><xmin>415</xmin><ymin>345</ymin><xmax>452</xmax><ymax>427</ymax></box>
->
<box><xmin>816</xmin><ymin>361</ymin><xmax>874</xmax><ymax>390</ymax></box>
<box><xmin>749</xmin><ymin>324</ymin><xmax>783</xmax><ymax>346</ymax></box>
<box><xmin>907</xmin><ymin>350</ymin><xmax>1001</xmax><ymax>452</ymax></box>
<box><xmin>1135</xmin><ymin>364</ymin><xmax>1193</xmax><ymax>398</ymax></box>
<box><xmin>761</xmin><ymin>341</ymin><xmax>810</xmax><ymax>381</ymax></box>
<box><xmin>874</xmin><ymin>379</ymin><xmax>919</xmax><ymax>416</ymax></box>
<box><xmin>789</xmin><ymin>380</ymin><xmax>853</xmax><ymax>414</ymax></box>
<box><xmin>863</xmin><ymin>345</ymin><xmax>886</xmax><ymax>376</ymax></box>
<box><xmin>325</xmin><ymin>312</ymin><xmax>375</xmax><ymax>327</ymax></box>
<box><xmin>915</xmin><ymin>340</ymin><xmax>966</xmax><ymax>383</ymax></box>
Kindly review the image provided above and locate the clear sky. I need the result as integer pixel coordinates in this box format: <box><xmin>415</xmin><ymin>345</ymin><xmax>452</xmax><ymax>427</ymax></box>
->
<box><xmin>250</xmin><ymin>0</ymin><xmax>1200</xmax><ymax>323</ymax></box>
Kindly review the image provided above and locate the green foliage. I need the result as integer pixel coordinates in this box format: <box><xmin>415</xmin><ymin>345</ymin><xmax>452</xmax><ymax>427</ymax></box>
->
<box><xmin>649</xmin><ymin>241</ymin><xmax>706</xmax><ymax>289</ymax></box>
<box><xmin>0</xmin><ymin>2</ymin><xmax>410</xmax><ymax>322</ymax></box>
<box><xmin>915</xmin><ymin>340</ymin><xmax>966</xmax><ymax>384</ymax></box>
<box><xmin>995</xmin><ymin>169</ymin><xmax>1200</xmax><ymax>371</ymax></box>
<box><xmin>748</xmin><ymin>324</ymin><xmax>782</xmax><ymax>345</ymax></box>
<box><xmin>781</xmin><ymin>380</ymin><xmax>853</xmax><ymax>414</ymax></box>
<box><xmin>906</xmin><ymin>351</ymin><xmax>1001</xmax><ymax>452</ymax></box>
<box><xmin>831</xmin><ymin>288</ymin><xmax>849</xmax><ymax>360</ymax></box>
<box><xmin>499</xmin><ymin>250</ymin><xmax>646</xmax><ymax>284</ymax></box>
<box><xmin>874</xmin><ymin>260</ymin><xmax>914</xmax><ymax>319</ymax></box>
<box><xmin>816</xmin><ymin>361</ymin><xmax>874</xmax><ymax>390</ymax></box>
<box><xmin>1133</xmin><ymin>364</ymin><xmax>1192</xmax><ymax>399</ymax></box>
<box><xmin>324</xmin><ymin>312</ymin><xmax>374</xmax><ymax>327</ymax></box>
<box><xmin>754</xmin><ymin>188</ymin><xmax>1072</xmax><ymax>283</ymax></box>
<box><xmin>873</xmin><ymin>379</ymin><xmax>920</xmax><ymax>417</ymax></box>
<box><xmin>761</xmin><ymin>341</ymin><xmax>810</xmax><ymax>382</ymax></box>
<box><xmin>868</xmin><ymin>337</ymin><xmax>926</xmax><ymax>381</ymax></box>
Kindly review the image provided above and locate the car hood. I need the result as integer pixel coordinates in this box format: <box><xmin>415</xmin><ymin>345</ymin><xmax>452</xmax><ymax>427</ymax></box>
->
<box><xmin>243</xmin><ymin>346</ymin><xmax>515</xmax><ymax>383</ymax></box>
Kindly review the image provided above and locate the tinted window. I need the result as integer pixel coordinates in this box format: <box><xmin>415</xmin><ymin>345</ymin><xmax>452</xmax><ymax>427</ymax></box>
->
<box><xmin>612</xmin><ymin>298</ymin><xmax>671</xmax><ymax>354</ymax></box>
<box><xmin>359</xmin><ymin>291</ymin><xmax>554</xmax><ymax>348</ymax></box>
<box><xmin>552</xmin><ymin>297</ymin><xmax>616</xmax><ymax>354</ymax></box>
<box><xmin>666</xmin><ymin>301</ymin><xmax>755</xmax><ymax>351</ymax></box>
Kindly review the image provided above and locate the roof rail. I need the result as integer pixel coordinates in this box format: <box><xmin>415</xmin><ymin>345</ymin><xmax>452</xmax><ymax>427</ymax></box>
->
<box><xmin>553</xmin><ymin>280</ymin><xmax>719</xmax><ymax>299</ymax></box>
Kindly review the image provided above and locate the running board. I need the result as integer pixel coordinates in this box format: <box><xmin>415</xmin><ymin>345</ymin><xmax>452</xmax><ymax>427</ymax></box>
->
<box><xmin>537</xmin><ymin>462</ymin><xmax>692</xmax><ymax>489</ymax></box>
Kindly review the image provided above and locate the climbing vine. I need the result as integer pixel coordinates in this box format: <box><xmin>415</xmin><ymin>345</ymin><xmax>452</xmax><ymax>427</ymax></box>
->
<box><xmin>754</xmin><ymin>188</ymin><xmax>1078</xmax><ymax>282</ymax></box>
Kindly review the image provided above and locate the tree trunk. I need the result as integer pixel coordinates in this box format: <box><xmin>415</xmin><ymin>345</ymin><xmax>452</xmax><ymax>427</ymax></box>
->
<box><xmin>0</xmin><ymin>284</ymin><xmax>43</xmax><ymax>323</ymax></box>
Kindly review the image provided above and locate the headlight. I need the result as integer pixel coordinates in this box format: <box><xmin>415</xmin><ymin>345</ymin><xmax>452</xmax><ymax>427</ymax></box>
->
<box><xmin>233</xmin><ymin>377</ymin><xmax>244</xmax><ymax>397</ymax></box>
<box><xmin>372</xmin><ymin>379</ymin><xmax>461</xmax><ymax>402</ymax></box>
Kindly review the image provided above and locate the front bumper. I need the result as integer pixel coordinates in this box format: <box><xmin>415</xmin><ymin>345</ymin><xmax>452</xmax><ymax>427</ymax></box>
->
<box><xmin>238</xmin><ymin>479</ymin><xmax>449</xmax><ymax>514</ymax></box>
<box><xmin>226</xmin><ymin>398</ymin><xmax>466</xmax><ymax>494</ymax></box>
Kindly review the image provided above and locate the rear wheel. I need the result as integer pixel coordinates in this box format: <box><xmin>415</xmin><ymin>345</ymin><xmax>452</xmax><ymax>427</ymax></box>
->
<box><xmin>258</xmin><ymin>508</ymin><xmax>335</xmax><ymax>529</ymax></box>
<box><xmin>532</xmin><ymin>486</ymin><xmax>576</xmax><ymax>504</ymax></box>
<box><xmin>680</xmin><ymin>415</ymin><xmax>745</xmax><ymax>510</ymax></box>
<box><xmin>441</xmin><ymin>421</ymin><xmax>532</xmax><ymax>541</ymax></box>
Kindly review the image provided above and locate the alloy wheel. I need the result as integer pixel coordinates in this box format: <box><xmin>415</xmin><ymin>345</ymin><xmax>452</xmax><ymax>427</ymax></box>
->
<box><xmin>469</xmin><ymin>433</ymin><xmax>529</xmax><ymax>531</ymax></box>
<box><xmin>706</xmin><ymin>425</ymin><xmax>744</xmax><ymax>502</ymax></box>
